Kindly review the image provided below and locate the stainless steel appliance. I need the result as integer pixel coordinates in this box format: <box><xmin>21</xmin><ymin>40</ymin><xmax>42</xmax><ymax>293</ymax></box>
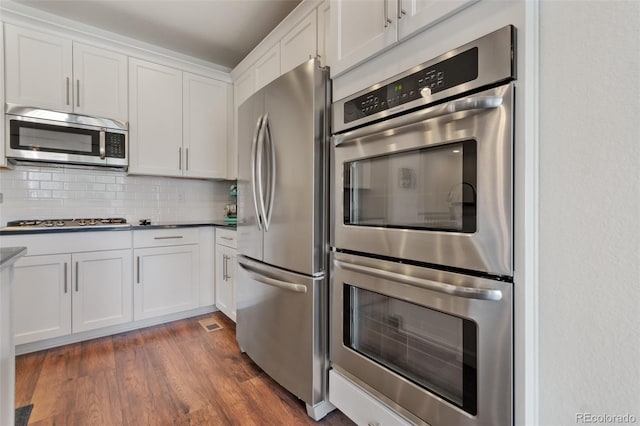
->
<box><xmin>332</xmin><ymin>25</ymin><xmax>514</xmax><ymax>277</ymax></box>
<box><xmin>5</xmin><ymin>104</ymin><xmax>128</xmax><ymax>170</ymax></box>
<box><xmin>330</xmin><ymin>26</ymin><xmax>516</xmax><ymax>426</ymax></box>
<box><xmin>235</xmin><ymin>59</ymin><xmax>333</xmax><ymax>420</ymax></box>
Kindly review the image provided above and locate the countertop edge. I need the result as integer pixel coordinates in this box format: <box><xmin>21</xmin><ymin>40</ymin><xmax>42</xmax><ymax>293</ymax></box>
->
<box><xmin>0</xmin><ymin>247</ymin><xmax>27</xmax><ymax>270</ymax></box>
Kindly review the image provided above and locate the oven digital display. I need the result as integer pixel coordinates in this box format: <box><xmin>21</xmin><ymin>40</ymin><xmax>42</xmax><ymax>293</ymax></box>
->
<box><xmin>343</xmin><ymin>47</ymin><xmax>479</xmax><ymax>124</ymax></box>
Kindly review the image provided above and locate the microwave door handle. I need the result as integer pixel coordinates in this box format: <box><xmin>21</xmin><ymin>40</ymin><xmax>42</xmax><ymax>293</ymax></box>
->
<box><xmin>250</xmin><ymin>115</ymin><xmax>264</xmax><ymax>231</ymax></box>
<box><xmin>332</xmin><ymin>95</ymin><xmax>504</xmax><ymax>147</ymax></box>
<box><xmin>99</xmin><ymin>129</ymin><xmax>106</xmax><ymax>160</ymax></box>
<box><xmin>334</xmin><ymin>259</ymin><xmax>503</xmax><ymax>301</ymax></box>
<box><xmin>263</xmin><ymin>115</ymin><xmax>276</xmax><ymax>231</ymax></box>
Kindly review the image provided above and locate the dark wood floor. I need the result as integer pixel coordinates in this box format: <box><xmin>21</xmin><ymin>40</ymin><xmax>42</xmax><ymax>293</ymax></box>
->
<box><xmin>15</xmin><ymin>312</ymin><xmax>354</xmax><ymax>425</ymax></box>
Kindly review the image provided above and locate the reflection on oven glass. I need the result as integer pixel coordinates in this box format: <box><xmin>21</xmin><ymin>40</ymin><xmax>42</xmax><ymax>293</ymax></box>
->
<box><xmin>345</xmin><ymin>141</ymin><xmax>477</xmax><ymax>233</ymax></box>
<box><xmin>345</xmin><ymin>285</ymin><xmax>477</xmax><ymax>408</ymax></box>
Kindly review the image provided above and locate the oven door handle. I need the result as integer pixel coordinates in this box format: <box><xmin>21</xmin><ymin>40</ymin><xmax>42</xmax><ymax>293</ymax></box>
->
<box><xmin>334</xmin><ymin>259</ymin><xmax>503</xmax><ymax>301</ymax></box>
<box><xmin>332</xmin><ymin>95</ymin><xmax>504</xmax><ymax>146</ymax></box>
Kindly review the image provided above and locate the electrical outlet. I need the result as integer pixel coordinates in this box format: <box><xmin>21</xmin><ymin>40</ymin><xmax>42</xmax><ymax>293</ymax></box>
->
<box><xmin>178</xmin><ymin>192</ymin><xmax>185</xmax><ymax>201</ymax></box>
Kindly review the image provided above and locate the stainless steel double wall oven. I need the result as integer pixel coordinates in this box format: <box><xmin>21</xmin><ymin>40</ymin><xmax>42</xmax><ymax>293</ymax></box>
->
<box><xmin>330</xmin><ymin>26</ymin><xmax>516</xmax><ymax>426</ymax></box>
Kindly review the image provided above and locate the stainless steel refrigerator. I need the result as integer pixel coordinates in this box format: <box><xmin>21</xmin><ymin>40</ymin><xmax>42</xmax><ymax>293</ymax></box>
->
<box><xmin>236</xmin><ymin>59</ymin><xmax>332</xmax><ymax>420</ymax></box>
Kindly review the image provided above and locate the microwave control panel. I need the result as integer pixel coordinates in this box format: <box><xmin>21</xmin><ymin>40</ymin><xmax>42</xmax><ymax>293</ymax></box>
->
<box><xmin>343</xmin><ymin>47</ymin><xmax>479</xmax><ymax>124</ymax></box>
<box><xmin>105</xmin><ymin>133</ymin><xmax>126</xmax><ymax>158</ymax></box>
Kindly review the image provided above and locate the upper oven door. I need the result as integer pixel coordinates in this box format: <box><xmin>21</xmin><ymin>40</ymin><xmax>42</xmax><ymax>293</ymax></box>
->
<box><xmin>332</xmin><ymin>84</ymin><xmax>513</xmax><ymax>276</ymax></box>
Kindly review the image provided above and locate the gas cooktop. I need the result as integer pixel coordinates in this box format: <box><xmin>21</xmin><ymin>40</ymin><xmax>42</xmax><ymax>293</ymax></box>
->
<box><xmin>4</xmin><ymin>218</ymin><xmax>129</xmax><ymax>230</ymax></box>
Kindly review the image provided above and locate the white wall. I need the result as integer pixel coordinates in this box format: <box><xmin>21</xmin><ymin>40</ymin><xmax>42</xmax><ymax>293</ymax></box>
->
<box><xmin>0</xmin><ymin>165</ymin><xmax>234</xmax><ymax>225</ymax></box>
<box><xmin>538</xmin><ymin>1</ymin><xmax>640</xmax><ymax>424</ymax></box>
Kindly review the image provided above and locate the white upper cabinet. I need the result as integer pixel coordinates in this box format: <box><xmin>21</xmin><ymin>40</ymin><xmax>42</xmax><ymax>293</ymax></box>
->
<box><xmin>330</xmin><ymin>0</ymin><xmax>396</xmax><ymax>76</ymax></box>
<box><xmin>234</xmin><ymin>69</ymin><xmax>255</xmax><ymax>110</ymax></box>
<box><xmin>280</xmin><ymin>9</ymin><xmax>318</xmax><ymax>75</ymax></box>
<box><xmin>183</xmin><ymin>72</ymin><xmax>229</xmax><ymax>179</ymax></box>
<box><xmin>330</xmin><ymin>0</ymin><xmax>477</xmax><ymax>76</ymax></box>
<box><xmin>4</xmin><ymin>24</ymin><xmax>128</xmax><ymax>121</ymax></box>
<box><xmin>317</xmin><ymin>0</ymin><xmax>331</xmax><ymax>67</ymax></box>
<box><xmin>254</xmin><ymin>43</ymin><xmax>281</xmax><ymax>91</ymax></box>
<box><xmin>129</xmin><ymin>58</ymin><xmax>183</xmax><ymax>176</ymax></box>
<box><xmin>5</xmin><ymin>24</ymin><xmax>73</xmax><ymax>112</ymax></box>
<box><xmin>72</xmin><ymin>42</ymin><xmax>128</xmax><ymax>121</ymax></box>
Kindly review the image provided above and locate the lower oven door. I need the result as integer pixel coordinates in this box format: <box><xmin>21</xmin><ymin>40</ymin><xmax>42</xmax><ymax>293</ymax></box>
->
<box><xmin>330</xmin><ymin>251</ymin><xmax>512</xmax><ymax>426</ymax></box>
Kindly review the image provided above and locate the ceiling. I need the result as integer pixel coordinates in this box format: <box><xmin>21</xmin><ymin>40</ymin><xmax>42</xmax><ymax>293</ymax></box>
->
<box><xmin>12</xmin><ymin>0</ymin><xmax>303</xmax><ymax>70</ymax></box>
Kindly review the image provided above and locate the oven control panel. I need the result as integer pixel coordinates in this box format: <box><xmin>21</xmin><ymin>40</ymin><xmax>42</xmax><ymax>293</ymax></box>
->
<box><xmin>343</xmin><ymin>48</ymin><xmax>479</xmax><ymax>124</ymax></box>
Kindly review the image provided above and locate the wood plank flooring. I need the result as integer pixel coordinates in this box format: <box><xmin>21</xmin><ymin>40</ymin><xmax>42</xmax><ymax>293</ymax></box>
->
<box><xmin>15</xmin><ymin>312</ymin><xmax>354</xmax><ymax>425</ymax></box>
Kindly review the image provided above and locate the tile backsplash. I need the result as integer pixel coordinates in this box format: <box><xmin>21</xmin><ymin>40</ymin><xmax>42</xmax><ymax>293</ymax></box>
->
<box><xmin>0</xmin><ymin>165</ymin><xmax>235</xmax><ymax>226</ymax></box>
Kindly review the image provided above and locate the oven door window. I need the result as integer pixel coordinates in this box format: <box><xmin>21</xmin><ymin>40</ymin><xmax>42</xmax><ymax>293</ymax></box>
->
<box><xmin>10</xmin><ymin>120</ymin><xmax>99</xmax><ymax>155</ymax></box>
<box><xmin>344</xmin><ymin>140</ymin><xmax>477</xmax><ymax>232</ymax></box>
<box><xmin>344</xmin><ymin>284</ymin><xmax>477</xmax><ymax>414</ymax></box>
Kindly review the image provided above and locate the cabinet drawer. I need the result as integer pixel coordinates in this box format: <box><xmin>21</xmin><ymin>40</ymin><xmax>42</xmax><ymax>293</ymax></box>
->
<box><xmin>215</xmin><ymin>228</ymin><xmax>237</xmax><ymax>248</ymax></box>
<box><xmin>133</xmin><ymin>228</ymin><xmax>199</xmax><ymax>248</ymax></box>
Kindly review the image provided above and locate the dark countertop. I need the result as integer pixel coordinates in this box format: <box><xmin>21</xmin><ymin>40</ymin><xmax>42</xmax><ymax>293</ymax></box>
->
<box><xmin>0</xmin><ymin>247</ymin><xmax>27</xmax><ymax>270</ymax></box>
<box><xmin>131</xmin><ymin>221</ymin><xmax>236</xmax><ymax>230</ymax></box>
<box><xmin>0</xmin><ymin>221</ymin><xmax>235</xmax><ymax>236</ymax></box>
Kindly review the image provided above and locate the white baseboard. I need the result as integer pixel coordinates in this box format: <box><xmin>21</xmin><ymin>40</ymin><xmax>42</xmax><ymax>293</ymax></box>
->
<box><xmin>15</xmin><ymin>305</ymin><xmax>218</xmax><ymax>355</ymax></box>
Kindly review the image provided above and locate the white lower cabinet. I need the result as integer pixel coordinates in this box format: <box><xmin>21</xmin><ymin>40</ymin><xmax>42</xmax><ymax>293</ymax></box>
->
<box><xmin>133</xmin><ymin>229</ymin><xmax>200</xmax><ymax>320</ymax></box>
<box><xmin>12</xmin><ymin>249</ymin><xmax>132</xmax><ymax>345</ymax></box>
<box><xmin>72</xmin><ymin>250</ymin><xmax>133</xmax><ymax>333</ymax></box>
<box><xmin>215</xmin><ymin>228</ymin><xmax>237</xmax><ymax>322</ymax></box>
<box><xmin>13</xmin><ymin>254</ymin><xmax>71</xmax><ymax>345</ymax></box>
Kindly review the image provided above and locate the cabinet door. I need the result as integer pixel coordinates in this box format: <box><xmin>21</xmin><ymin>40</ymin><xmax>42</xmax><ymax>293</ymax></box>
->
<box><xmin>397</xmin><ymin>0</ymin><xmax>477</xmax><ymax>39</ymax></box>
<box><xmin>329</xmin><ymin>0</ymin><xmax>396</xmax><ymax>76</ymax></box>
<box><xmin>280</xmin><ymin>10</ymin><xmax>317</xmax><ymax>75</ymax></box>
<box><xmin>317</xmin><ymin>1</ymin><xmax>331</xmax><ymax>68</ymax></box>
<box><xmin>215</xmin><ymin>244</ymin><xmax>236</xmax><ymax>322</ymax></box>
<box><xmin>73</xmin><ymin>42</ymin><xmax>128</xmax><ymax>121</ymax></box>
<box><xmin>1</xmin><ymin>23</ymin><xmax>5</xmax><ymax>168</ymax></box>
<box><xmin>134</xmin><ymin>245</ymin><xmax>200</xmax><ymax>320</ymax></box>
<box><xmin>129</xmin><ymin>58</ymin><xmax>183</xmax><ymax>176</ymax></box>
<box><xmin>71</xmin><ymin>249</ymin><xmax>132</xmax><ymax>333</ymax></box>
<box><xmin>183</xmin><ymin>73</ymin><xmax>228</xmax><ymax>179</ymax></box>
<box><xmin>4</xmin><ymin>24</ymin><xmax>73</xmax><ymax>112</ymax></box>
<box><xmin>13</xmin><ymin>254</ymin><xmax>72</xmax><ymax>345</ymax></box>
<box><xmin>254</xmin><ymin>44</ymin><xmax>281</xmax><ymax>91</ymax></box>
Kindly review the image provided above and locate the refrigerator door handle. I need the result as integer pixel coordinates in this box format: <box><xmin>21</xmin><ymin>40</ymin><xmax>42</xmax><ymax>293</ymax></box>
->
<box><xmin>257</xmin><ymin>113</ymin><xmax>269</xmax><ymax>231</ymax></box>
<box><xmin>239</xmin><ymin>262</ymin><xmax>307</xmax><ymax>294</ymax></box>
<box><xmin>251</xmin><ymin>115</ymin><xmax>264</xmax><ymax>230</ymax></box>
<box><xmin>263</xmin><ymin>114</ymin><xmax>276</xmax><ymax>231</ymax></box>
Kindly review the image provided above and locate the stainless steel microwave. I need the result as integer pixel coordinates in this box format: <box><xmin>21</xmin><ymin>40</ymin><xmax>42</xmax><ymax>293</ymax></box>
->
<box><xmin>5</xmin><ymin>104</ymin><xmax>128</xmax><ymax>170</ymax></box>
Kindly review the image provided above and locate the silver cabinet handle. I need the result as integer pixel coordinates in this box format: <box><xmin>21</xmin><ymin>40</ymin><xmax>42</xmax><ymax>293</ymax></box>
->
<box><xmin>222</xmin><ymin>254</ymin><xmax>226</xmax><ymax>281</ymax></box>
<box><xmin>75</xmin><ymin>262</ymin><xmax>79</xmax><ymax>292</ymax></box>
<box><xmin>153</xmin><ymin>236</ymin><xmax>184</xmax><ymax>240</ymax></box>
<box><xmin>334</xmin><ymin>259</ymin><xmax>503</xmax><ymax>301</ymax></box>
<box><xmin>220</xmin><ymin>236</ymin><xmax>233</xmax><ymax>241</ymax></box>
<box><xmin>186</xmin><ymin>147</ymin><xmax>189</xmax><ymax>171</ymax></box>
<box><xmin>66</xmin><ymin>77</ymin><xmax>70</xmax><ymax>105</ymax></box>
<box><xmin>76</xmin><ymin>80</ymin><xmax>80</xmax><ymax>107</ymax></box>
<box><xmin>397</xmin><ymin>0</ymin><xmax>405</xmax><ymax>18</ymax></box>
<box><xmin>383</xmin><ymin>0</ymin><xmax>392</xmax><ymax>27</ymax></box>
<box><xmin>250</xmin><ymin>115</ymin><xmax>264</xmax><ymax>231</ymax></box>
<box><xmin>99</xmin><ymin>129</ymin><xmax>106</xmax><ymax>159</ymax></box>
<box><xmin>178</xmin><ymin>147</ymin><xmax>182</xmax><ymax>170</ymax></box>
<box><xmin>333</xmin><ymin>95</ymin><xmax>504</xmax><ymax>147</ymax></box>
<box><xmin>137</xmin><ymin>256</ymin><xmax>140</xmax><ymax>284</ymax></box>
<box><xmin>239</xmin><ymin>262</ymin><xmax>307</xmax><ymax>294</ymax></box>
<box><xmin>64</xmin><ymin>262</ymin><xmax>68</xmax><ymax>293</ymax></box>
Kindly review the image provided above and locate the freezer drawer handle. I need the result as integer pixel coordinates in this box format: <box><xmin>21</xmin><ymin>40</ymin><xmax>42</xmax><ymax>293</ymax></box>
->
<box><xmin>334</xmin><ymin>259</ymin><xmax>503</xmax><ymax>301</ymax></box>
<box><xmin>239</xmin><ymin>263</ymin><xmax>307</xmax><ymax>294</ymax></box>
